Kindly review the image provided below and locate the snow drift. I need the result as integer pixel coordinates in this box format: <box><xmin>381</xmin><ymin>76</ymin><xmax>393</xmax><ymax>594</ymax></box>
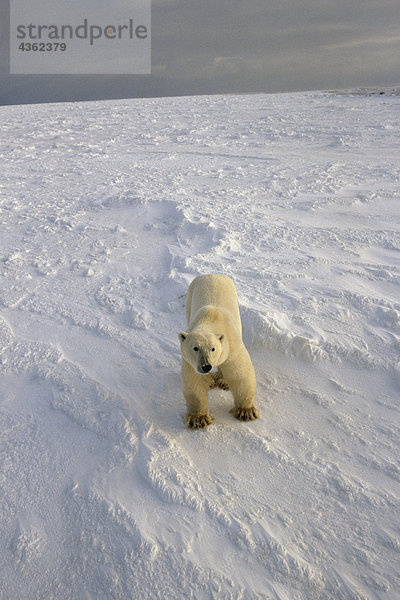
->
<box><xmin>0</xmin><ymin>89</ymin><xmax>399</xmax><ymax>599</ymax></box>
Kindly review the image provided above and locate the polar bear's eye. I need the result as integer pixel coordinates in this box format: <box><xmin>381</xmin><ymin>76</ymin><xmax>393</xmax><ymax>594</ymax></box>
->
<box><xmin>193</xmin><ymin>347</ymin><xmax>199</xmax><ymax>352</ymax></box>
<box><xmin>211</xmin><ymin>347</ymin><xmax>215</xmax><ymax>352</ymax></box>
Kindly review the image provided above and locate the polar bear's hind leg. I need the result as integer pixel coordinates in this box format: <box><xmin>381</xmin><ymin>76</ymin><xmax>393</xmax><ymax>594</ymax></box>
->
<box><xmin>213</xmin><ymin>368</ymin><xmax>229</xmax><ymax>390</ymax></box>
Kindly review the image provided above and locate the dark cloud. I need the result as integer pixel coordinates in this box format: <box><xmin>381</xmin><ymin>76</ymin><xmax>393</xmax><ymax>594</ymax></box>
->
<box><xmin>1</xmin><ymin>0</ymin><xmax>399</xmax><ymax>104</ymax></box>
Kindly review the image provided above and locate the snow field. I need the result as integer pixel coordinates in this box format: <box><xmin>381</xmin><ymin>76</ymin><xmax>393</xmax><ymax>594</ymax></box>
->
<box><xmin>0</xmin><ymin>90</ymin><xmax>400</xmax><ymax>599</ymax></box>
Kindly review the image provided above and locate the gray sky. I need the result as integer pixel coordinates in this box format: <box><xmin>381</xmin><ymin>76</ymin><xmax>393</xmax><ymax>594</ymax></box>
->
<box><xmin>1</xmin><ymin>0</ymin><xmax>399</xmax><ymax>104</ymax></box>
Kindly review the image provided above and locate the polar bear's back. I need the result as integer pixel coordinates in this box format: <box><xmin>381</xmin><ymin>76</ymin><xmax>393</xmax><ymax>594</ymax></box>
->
<box><xmin>186</xmin><ymin>274</ymin><xmax>241</xmax><ymax>332</ymax></box>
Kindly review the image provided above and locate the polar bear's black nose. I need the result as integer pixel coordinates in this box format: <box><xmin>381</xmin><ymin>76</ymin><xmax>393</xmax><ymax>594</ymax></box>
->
<box><xmin>201</xmin><ymin>364</ymin><xmax>212</xmax><ymax>373</ymax></box>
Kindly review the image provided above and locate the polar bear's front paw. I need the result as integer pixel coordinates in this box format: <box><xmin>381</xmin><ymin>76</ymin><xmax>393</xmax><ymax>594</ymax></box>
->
<box><xmin>230</xmin><ymin>406</ymin><xmax>260</xmax><ymax>421</ymax></box>
<box><xmin>185</xmin><ymin>414</ymin><xmax>215</xmax><ymax>429</ymax></box>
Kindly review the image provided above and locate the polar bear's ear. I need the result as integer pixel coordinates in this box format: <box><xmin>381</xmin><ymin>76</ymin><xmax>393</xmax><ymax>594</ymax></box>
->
<box><xmin>218</xmin><ymin>334</ymin><xmax>225</xmax><ymax>342</ymax></box>
<box><xmin>179</xmin><ymin>332</ymin><xmax>188</xmax><ymax>342</ymax></box>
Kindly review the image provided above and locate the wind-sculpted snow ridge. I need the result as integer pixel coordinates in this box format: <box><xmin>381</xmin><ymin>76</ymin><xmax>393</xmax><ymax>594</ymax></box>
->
<box><xmin>241</xmin><ymin>305</ymin><xmax>384</xmax><ymax>368</ymax></box>
<box><xmin>1</xmin><ymin>90</ymin><xmax>400</xmax><ymax>599</ymax></box>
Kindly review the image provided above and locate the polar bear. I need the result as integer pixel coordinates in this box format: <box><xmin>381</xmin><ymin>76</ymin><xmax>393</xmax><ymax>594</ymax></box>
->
<box><xmin>179</xmin><ymin>273</ymin><xmax>259</xmax><ymax>429</ymax></box>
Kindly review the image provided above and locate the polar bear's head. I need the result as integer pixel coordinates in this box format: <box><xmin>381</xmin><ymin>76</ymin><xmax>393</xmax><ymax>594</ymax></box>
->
<box><xmin>178</xmin><ymin>330</ymin><xmax>227</xmax><ymax>374</ymax></box>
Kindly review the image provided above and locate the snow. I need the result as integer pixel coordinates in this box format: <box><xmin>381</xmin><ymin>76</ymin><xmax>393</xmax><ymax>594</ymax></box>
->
<box><xmin>1</xmin><ymin>89</ymin><xmax>400</xmax><ymax>599</ymax></box>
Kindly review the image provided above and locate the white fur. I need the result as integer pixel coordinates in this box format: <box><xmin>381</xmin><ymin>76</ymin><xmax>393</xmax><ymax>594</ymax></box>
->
<box><xmin>179</xmin><ymin>274</ymin><xmax>259</xmax><ymax>429</ymax></box>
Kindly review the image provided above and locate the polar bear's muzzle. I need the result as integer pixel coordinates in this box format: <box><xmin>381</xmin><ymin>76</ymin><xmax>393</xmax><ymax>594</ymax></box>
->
<box><xmin>199</xmin><ymin>363</ymin><xmax>212</xmax><ymax>374</ymax></box>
